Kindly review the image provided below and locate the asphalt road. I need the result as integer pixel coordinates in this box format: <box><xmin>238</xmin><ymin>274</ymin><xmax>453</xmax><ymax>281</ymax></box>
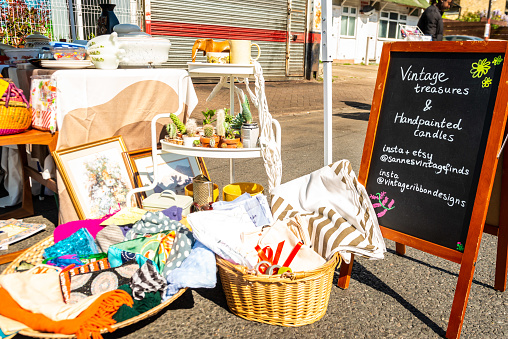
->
<box><xmin>2</xmin><ymin>64</ymin><xmax>507</xmax><ymax>338</ymax></box>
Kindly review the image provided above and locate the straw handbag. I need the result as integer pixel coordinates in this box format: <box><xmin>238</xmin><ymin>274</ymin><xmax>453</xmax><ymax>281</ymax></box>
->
<box><xmin>1</xmin><ymin>235</ymin><xmax>187</xmax><ymax>338</ymax></box>
<box><xmin>216</xmin><ymin>252</ymin><xmax>341</xmax><ymax>327</ymax></box>
<box><xmin>0</xmin><ymin>79</ymin><xmax>31</xmax><ymax>136</ymax></box>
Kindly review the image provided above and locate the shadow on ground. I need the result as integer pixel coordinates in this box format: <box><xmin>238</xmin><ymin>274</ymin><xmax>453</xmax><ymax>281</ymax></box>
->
<box><xmin>344</xmin><ymin>260</ymin><xmax>447</xmax><ymax>338</ymax></box>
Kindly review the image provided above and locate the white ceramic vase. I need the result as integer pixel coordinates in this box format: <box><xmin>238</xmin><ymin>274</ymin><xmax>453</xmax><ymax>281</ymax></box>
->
<box><xmin>183</xmin><ymin>136</ymin><xmax>201</xmax><ymax>147</ymax></box>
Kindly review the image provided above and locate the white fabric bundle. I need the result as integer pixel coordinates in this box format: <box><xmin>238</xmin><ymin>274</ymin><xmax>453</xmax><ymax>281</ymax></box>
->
<box><xmin>270</xmin><ymin>159</ymin><xmax>386</xmax><ymax>264</ymax></box>
<box><xmin>186</xmin><ymin>206</ymin><xmax>258</xmax><ymax>267</ymax></box>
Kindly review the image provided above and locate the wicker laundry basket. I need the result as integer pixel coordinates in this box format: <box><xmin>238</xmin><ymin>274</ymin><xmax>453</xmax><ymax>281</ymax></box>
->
<box><xmin>1</xmin><ymin>235</ymin><xmax>187</xmax><ymax>338</ymax></box>
<box><xmin>216</xmin><ymin>252</ymin><xmax>341</xmax><ymax>327</ymax></box>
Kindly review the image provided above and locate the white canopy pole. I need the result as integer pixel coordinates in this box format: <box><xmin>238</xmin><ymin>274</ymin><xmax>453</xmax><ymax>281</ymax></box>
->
<box><xmin>322</xmin><ymin>0</ymin><xmax>333</xmax><ymax>166</ymax></box>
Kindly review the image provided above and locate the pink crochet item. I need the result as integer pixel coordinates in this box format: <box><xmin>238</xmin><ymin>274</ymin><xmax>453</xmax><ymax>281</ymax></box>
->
<box><xmin>53</xmin><ymin>213</ymin><xmax>117</xmax><ymax>243</ymax></box>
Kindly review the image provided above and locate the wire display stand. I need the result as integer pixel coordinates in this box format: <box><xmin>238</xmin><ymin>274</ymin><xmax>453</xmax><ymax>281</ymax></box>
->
<box><xmin>399</xmin><ymin>24</ymin><xmax>432</xmax><ymax>41</ymax></box>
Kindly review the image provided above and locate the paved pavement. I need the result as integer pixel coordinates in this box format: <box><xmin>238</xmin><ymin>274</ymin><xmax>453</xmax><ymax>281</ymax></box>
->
<box><xmin>2</xmin><ymin>64</ymin><xmax>507</xmax><ymax>338</ymax></box>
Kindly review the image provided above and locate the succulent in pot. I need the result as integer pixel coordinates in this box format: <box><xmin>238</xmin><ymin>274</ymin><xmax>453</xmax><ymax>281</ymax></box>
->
<box><xmin>182</xmin><ymin>118</ymin><xmax>201</xmax><ymax>147</ymax></box>
<box><xmin>165</xmin><ymin>122</ymin><xmax>183</xmax><ymax>145</ymax></box>
<box><xmin>200</xmin><ymin>124</ymin><xmax>219</xmax><ymax>148</ymax></box>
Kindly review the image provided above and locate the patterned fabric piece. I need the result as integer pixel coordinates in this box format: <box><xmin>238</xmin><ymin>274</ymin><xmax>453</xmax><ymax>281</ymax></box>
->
<box><xmin>95</xmin><ymin>225</ymin><xmax>126</xmax><ymax>252</ymax></box>
<box><xmin>59</xmin><ymin>258</ymin><xmax>111</xmax><ymax>304</ymax></box>
<box><xmin>44</xmin><ymin>253</ymin><xmax>108</xmax><ymax>269</ymax></box>
<box><xmin>163</xmin><ymin>240</ymin><xmax>216</xmax><ymax>301</ymax></box>
<box><xmin>43</xmin><ymin>228</ymin><xmax>99</xmax><ymax>259</ymax></box>
<box><xmin>270</xmin><ymin>160</ymin><xmax>386</xmax><ymax>264</ymax></box>
<box><xmin>124</xmin><ymin>211</ymin><xmax>182</xmax><ymax>241</ymax></box>
<box><xmin>108</xmin><ymin>231</ymin><xmax>175</xmax><ymax>272</ymax></box>
<box><xmin>130</xmin><ymin>261</ymin><xmax>167</xmax><ymax>300</ymax></box>
<box><xmin>68</xmin><ymin>260</ymin><xmax>139</xmax><ymax>304</ymax></box>
<box><xmin>162</xmin><ymin>227</ymin><xmax>194</xmax><ymax>278</ymax></box>
<box><xmin>107</xmin><ymin>248</ymin><xmax>151</xmax><ymax>269</ymax></box>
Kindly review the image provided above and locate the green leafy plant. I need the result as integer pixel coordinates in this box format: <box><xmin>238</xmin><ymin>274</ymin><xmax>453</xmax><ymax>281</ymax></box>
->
<box><xmin>201</xmin><ymin>108</ymin><xmax>217</xmax><ymax>125</ymax></box>
<box><xmin>0</xmin><ymin>0</ymin><xmax>53</xmax><ymax>47</ymax></box>
<box><xmin>458</xmin><ymin>11</ymin><xmax>481</xmax><ymax>22</ymax></box>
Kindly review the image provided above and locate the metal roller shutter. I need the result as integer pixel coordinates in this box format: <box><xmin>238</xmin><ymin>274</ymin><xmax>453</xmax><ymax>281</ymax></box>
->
<box><xmin>149</xmin><ymin>0</ymin><xmax>306</xmax><ymax>79</ymax></box>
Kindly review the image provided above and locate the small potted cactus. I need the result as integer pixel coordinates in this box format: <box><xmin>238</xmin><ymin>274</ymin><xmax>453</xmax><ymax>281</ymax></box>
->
<box><xmin>165</xmin><ymin>122</ymin><xmax>183</xmax><ymax>145</ymax></box>
<box><xmin>199</xmin><ymin>123</ymin><xmax>220</xmax><ymax>148</ymax></box>
<box><xmin>219</xmin><ymin>108</ymin><xmax>241</xmax><ymax>148</ymax></box>
<box><xmin>182</xmin><ymin>118</ymin><xmax>201</xmax><ymax>147</ymax></box>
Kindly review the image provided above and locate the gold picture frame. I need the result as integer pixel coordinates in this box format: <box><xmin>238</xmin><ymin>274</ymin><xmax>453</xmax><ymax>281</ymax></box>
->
<box><xmin>52</xmin><ymin>136</ymin><xmax>133</xmax><ymax>220</ymax></box>
<box><xmin>123</xmin><ymin>147</ymin><xmax>209</xmax><ymax>206</ymax></box>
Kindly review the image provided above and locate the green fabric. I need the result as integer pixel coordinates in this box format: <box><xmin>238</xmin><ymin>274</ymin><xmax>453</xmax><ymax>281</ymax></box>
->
<box><xmin>385</xmin><ymin>0</ymin><xmax>429</xmax><ymax>8</ymax></box>
<box><xmin>113</xmin><ymin>304</ymin><xmax>140</xmax><ymax>323</ymax></box>
<box><xmin>112</xmin><ymin>284</ymin><xmax>162</xmax><ymax>323</ymax></box>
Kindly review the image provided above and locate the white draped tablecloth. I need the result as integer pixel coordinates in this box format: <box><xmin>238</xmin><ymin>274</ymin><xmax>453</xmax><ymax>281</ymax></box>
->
<box><xmin>26</xmin><ymin>68</ymin><xmax>198</xmax><ymax>222</ymax></box>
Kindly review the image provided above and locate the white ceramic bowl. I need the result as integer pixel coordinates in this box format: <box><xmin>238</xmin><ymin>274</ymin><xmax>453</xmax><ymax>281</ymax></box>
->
<box><xmin>206</xmin><ymin>52</ymin><xmax>230</xmax><ymax>64</ymax></box>
<box><xmin>4</xmin><ymin>48</ymin><xmax>40</xmax><ymax>64</ymax></box>
<box><xmin>89</xmin><ymin>54</ymin><xmax>120</xmax><ymax>70</ymax></box>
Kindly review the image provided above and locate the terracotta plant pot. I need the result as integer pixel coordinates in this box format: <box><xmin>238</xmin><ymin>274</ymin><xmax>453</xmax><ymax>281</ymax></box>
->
<box><xmin>219</xmin><ymin>137</ymin><xmax>242</xmax><ymax>148</ymax></box>
<box><xmin>164</xmin><ymin>136</ymin><xmax>184</xmax><ymax>145</ymax></box>
<box><xmin>199</xmin><ymin>135</ymin><xmax>220</xmax><ymax>148</ymax></box>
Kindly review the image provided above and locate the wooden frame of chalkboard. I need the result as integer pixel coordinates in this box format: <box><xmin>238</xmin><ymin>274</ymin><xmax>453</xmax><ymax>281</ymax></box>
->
<box><xmin>337</xmin><ymin>41</ymin><xmax>508</xmax><ymax>339</ymax></box>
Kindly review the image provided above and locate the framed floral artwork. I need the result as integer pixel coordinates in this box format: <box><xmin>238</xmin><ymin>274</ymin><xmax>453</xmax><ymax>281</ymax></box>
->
<box><xmin>52</xmin><ymin>136</ymin><xmax>133</xmax><ymax>220</ymax></box>
<box><xmin>123</xmin><ymin>148</ymin><xmax>209</xmax><ymax>204</ymax></box>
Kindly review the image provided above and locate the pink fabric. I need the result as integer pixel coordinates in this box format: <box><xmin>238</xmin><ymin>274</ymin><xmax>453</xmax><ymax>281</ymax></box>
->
<box><xmin>53</xmin><ymin>213</ymin><xmax>116</xmax><ymax>243</ymax></box>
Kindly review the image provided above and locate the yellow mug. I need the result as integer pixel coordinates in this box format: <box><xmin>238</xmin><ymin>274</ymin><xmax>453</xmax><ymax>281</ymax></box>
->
<box><xmin>228</xmin><ymin>39</ymin><xmax>261</xmax><ymax>64</ymax></box>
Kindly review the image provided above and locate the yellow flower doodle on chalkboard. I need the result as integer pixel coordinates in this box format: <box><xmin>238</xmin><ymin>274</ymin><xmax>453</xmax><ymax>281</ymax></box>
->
<box><xmin>470</xmin><ymin>58</ymin><xmax>491</xmax><ymax>78</ymax></box>
<box><xmin>482</xmin><ymin>77</ymin><xmax>492</xmax><ymax>88</ymax></box>
<box><xmin>493</xmin><ymin>55</ymin><xmax>503</xmax><ymax>65</ymax></box>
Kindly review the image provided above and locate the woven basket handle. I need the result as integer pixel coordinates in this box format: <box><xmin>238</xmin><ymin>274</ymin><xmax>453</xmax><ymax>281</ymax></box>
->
<box><xmin>2</xmin><ymin>83</ymin><xmax>29</xmax><ymax>108</ymax></box>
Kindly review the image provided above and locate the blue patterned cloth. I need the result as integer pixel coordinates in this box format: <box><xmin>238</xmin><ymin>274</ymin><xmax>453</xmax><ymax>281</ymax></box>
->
<box><xmin>43</xmin><ymin>228</ymin><xmax>99</xmax><ymax>259</ymax></box>
<box><xmin>163</xmin><ymin>240</ymin><xmax>216</xmax><ymax>301</ymax></box>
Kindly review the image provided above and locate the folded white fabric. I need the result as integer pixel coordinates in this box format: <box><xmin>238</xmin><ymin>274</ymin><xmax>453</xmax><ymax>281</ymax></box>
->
<box><xmin>187</xmin><ymin>206</ymin><xmax>258</xmax><ymax>267</ymax></box>
<box><xmin>212</xmin><ymin>193</ymin><xmax>273</xmax><ymax>227</ymax></box>
<box><xmin>271</xmin><ymin>160</ymin><xmax>386</xmax><ymax>264</ymax></box>
<box><xmin>0</xmin><ymin>271</ymin><xmax>101</xmax><ymax>321</ymax></box>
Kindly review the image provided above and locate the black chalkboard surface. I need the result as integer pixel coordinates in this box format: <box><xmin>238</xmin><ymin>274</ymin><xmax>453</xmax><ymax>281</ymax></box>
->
<box><xmin>366</xmin><ymin>52</ymin><xmax>504</xmax><ymax>251</ymax></box>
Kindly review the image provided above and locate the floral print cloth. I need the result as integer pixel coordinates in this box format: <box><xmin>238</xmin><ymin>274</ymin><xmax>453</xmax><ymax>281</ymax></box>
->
<box><xmin>108</xmin><ymin>231</ymin><xmax>175</xmax><ymax>272</ymax></box>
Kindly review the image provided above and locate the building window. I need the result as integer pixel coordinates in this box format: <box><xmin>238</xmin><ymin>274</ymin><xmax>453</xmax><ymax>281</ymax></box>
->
<box><xmin>340</xmin><ymin>7</ymin><xmax>357</xmax><ymax>37</ymax></box>
<box><xmin>378</xmin><ymin>12</ymin><xmax>407</xmax><ymax>39</ymax></box>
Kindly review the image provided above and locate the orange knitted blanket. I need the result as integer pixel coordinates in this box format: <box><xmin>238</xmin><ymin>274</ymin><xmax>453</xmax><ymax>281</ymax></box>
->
<box><xmin>0</xmin><ymin>287</ymin><xmax>133</xmax><ymax>339</ymax></box>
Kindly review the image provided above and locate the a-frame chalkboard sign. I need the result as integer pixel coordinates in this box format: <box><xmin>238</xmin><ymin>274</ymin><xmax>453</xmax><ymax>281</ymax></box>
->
<box><xmin>338</xmin><ymin>41</ymin><xmax>508</xmax><ymax>338</ymax></box>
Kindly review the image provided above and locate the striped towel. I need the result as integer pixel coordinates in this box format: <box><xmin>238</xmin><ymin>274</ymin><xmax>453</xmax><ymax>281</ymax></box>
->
<box><xmin>270</xmin><ymin>160</ymin><xmax>386</xmax><ymax>264</ymax></box>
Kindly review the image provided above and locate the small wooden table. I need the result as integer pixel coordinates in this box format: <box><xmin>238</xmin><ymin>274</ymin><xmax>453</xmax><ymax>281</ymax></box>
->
<box><xmin>0</xmin><ymin>129</ymin><xmax>58</xmax><ymax>219</ymax></box>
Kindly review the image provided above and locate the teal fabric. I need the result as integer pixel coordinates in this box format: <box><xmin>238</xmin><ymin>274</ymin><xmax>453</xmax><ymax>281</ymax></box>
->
<box><xmin>43</xmin><ymin>228</ymin><xmax>99</xmax><ymax>259</ymax></box>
